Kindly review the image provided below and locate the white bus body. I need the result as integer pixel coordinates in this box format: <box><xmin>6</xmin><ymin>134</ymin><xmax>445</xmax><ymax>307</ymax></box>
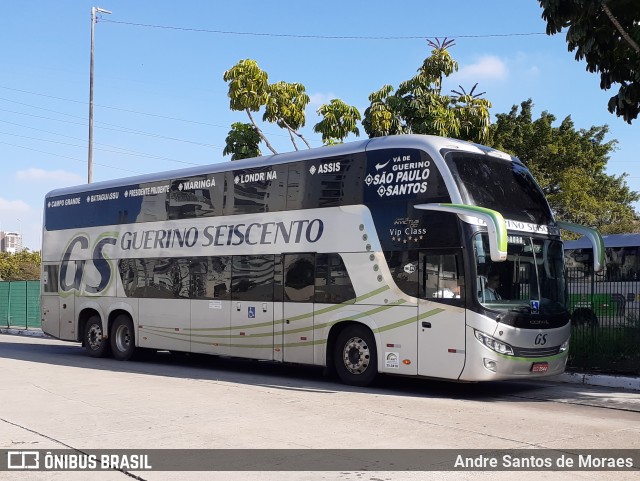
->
<box><xmin>41</xmin><ymin>135</ymin><xmax>597</xmax><ymax>385</ymax></box>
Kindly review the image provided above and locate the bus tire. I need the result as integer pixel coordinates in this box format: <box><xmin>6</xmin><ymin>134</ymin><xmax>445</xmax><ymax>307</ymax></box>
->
<box><xmin>84</xmin><ymin>315</ymin><xmax>110</xmax><ymax>358</ymax></box>
<box><xmin>110</xmin><ymin>314</ymin><xmax>136</xmax><ymax>361</ymax></box>
<box><xmin>333</xmin><ymin>325</ymin><xmax>378</xmax><ymax>387</ymax></box>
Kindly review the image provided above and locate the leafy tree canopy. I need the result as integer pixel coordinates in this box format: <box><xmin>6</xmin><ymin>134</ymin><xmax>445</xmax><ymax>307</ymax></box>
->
<box><xmin>0</xmin><ymin>250</ymin><xmax>41</xmax><ymax>281</ymax></box>
<box><xmin>363</xmin><ymin>38</ymin><xmax>492</xmax><ymax>143</ymax></box>
<box><xmin>538</xmin><ymin>0</ymin><xmax>640</xmax><ymax>122</ymax></box>
<box><xmin>313</xmin><ymin>99</ymin><xmax>361</xmax><ymax>145</ymax></box>
<box><xmin>223</xmin><ymin>59</ymin><xmax>361</xmax><ymax>157</ymax></box>
<box><xmin>223</xmin><ymin>122</ymin><xmax>262</xmax><ymax>161</ymax></box>
<box><xmin>489</xmin><ymin>99</ymin><xmax>639</xmax><ymax>233</ymax></box>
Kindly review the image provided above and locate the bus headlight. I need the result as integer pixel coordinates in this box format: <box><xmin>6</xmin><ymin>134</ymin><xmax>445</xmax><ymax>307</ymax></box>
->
<box><xmin>474</xmin><ymin>330</ymin><xmax>514</xmax><ymax>356</ymax></box>
<box><xmin>559</xmin><ymin>338</ymin><xmax>569</xmax><ymax>352</ymax></box>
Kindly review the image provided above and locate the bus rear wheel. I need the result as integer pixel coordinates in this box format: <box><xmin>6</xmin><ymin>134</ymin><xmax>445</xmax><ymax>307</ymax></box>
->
<box><xmin>84</xmin><ymin>315</ymin><xmax>110</xmax><ymax>358</ymax></box>
<box><xmin>333</xmin><ymin>325</ymin><xmax>378</xmax><ymax>387</ymax></box>
<box><xmin>110</xmin><ymin>315</ymin><xmax>136</xmax><ymax>361</ymax></box>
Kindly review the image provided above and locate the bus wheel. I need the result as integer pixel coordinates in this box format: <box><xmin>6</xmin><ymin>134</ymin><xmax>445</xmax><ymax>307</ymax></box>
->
<box><xmin>333</xmin><ymin>325</ymin><xmax>378</xmax><ymax>387</ymax></box>
<box><xmin>84</xmin><ymin>315</ymin><xmax>110</xmax><ymax>358</ymax></box>
<box><xmin>110</xmin><ymin>315</ymin><xmax>136</xmax><ymax>361</ymax></box>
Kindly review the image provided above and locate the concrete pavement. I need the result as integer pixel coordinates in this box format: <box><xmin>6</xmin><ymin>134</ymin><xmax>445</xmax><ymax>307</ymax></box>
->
<box><xmin>2</xmin><ymin>326</ymin><xmax>639</xmax><ymax>392</ymax></box>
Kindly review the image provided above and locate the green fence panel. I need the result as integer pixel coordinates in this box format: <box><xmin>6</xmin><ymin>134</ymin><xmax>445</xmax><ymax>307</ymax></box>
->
<box><xmin>0</xmin><ymin>282</ymin><xmax>9</xmax><ymax>328</ymax></box>
<box><xmin>0</xmin><ymin>281</ymin><xmax>41</xmax><ymax>329</ymax></box>
<box><xmin>26</xmin><ymin>281</ymin><xmax>41</xmax><ymax>328</ymax></box>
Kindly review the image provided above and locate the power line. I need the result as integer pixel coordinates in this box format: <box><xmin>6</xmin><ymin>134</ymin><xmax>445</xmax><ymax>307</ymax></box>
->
<box><xmin>103</xmin><ymin>19</ymin><xmax>547</xmax><ymax>41</ymax></box>
<box><xmin>0</xmin><ymin>140</ymin><xmax>143</xmax><ymax>175</ymax></box>
<box><xmin>0</xmin><ymin>86</ymin><xmax>227</xmax><ymax>128</ymax></box>
<box><xmin>0</xmin><ymin>128</ymin><xmax>204</xmax><ymax>167</ymax></box>
<box><xmin>0</xmin><ymin>107</ymin><xmax>223</xmax><ymax>149</ymax></box>
<box><xmin>0</xmin><ymin>84</ymin><xmax>319</xmax><ymax>142</ymax></box>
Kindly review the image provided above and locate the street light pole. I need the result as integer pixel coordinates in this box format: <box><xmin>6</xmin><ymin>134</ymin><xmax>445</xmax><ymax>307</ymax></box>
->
<box><xmin>88</xmin><ymin>6</ymin><xmax>111</xmax><ymax>184</ymax></box>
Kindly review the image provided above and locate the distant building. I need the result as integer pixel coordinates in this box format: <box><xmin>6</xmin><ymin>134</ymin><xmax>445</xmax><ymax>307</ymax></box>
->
<box><xmin>0</xmin><ymin>231</ymin><xmax>23</xmax><ymax>253</ymax></box>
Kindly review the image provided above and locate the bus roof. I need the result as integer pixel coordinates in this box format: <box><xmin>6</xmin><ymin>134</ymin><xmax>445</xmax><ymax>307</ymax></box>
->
<box><xmin>45</xmin><ymin>134</ymin><xmax>514</xmax><ymax>199</ymax></box>
<box><xmin>564</xmin><ymin>233</ymin><xmax>640</xmax><ymax>250</ymax></box>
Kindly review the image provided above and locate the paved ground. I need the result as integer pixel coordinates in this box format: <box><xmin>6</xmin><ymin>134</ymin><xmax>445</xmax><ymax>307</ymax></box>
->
<box><xmin>1</xmin><ymin>333</ymin><xmax>639</xmax><ymax>481</ymax></box>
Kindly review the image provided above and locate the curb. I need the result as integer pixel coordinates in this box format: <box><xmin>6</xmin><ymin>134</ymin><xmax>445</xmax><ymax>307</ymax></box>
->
<box><xmin>552</xmin><ymin>371</ymin><xmax>640</xmax><ymax>392</ymax></box>
<box><xmin>2</xmin><ymin>328</ymin><xmax>639</xmax><ymax>391</ymax></box>
<box><xmin>1</xmin><ymin>327</ymin><xmax>48</xmax><ymax>338</ymax></box>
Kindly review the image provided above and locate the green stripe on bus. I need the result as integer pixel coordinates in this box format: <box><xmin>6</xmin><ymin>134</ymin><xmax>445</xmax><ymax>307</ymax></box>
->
<box><xmin>188</xmin><ymin>285</ymin><xmax>394</xmax><ymax>332</ymax></box>
<box><xmin>144</xmin><ymin>300</ymin><xmax>411</xmax><ymax>340</ymax></box>
<box><xmin>373</xmin><ymin>308</ymin><xmax>445</xmax><ymax>333</ymax></box>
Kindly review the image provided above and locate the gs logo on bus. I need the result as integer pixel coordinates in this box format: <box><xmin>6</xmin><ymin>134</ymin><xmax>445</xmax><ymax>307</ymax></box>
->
<box><xmin>59</xmin><ymin>234</ymin><xmax>118</xmax><ymax>295</ymax></box>
<box><xmin>534</xmin><ymin>334</ymin><xmax>548</xmax><ymax>346</ymax></box>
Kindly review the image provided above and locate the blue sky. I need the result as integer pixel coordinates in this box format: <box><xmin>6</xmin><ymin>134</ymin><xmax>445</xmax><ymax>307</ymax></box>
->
<box><xmin>1</xmin><ymin>0</ymin><xmax>638</xmax><ymax>250</ymax></box>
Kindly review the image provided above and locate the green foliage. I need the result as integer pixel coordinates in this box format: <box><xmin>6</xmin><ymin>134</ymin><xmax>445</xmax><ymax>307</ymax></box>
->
<box><xmin>264</xmin><ymin>81</ymin><xmax>309</xmax><ymax>131</ymax></box>
<box><xmin>362</xmin><ymin>39</ymin><xmax>492</xmax><ymax>143</ymax></box>
<box><xmin>489</xmin><ymin>99</ymin><xmax>639</xmax><ymax>233</ymax></box>
<box><xmin>223</xmin><ymin>60</ymin><xmax>313</xmax><ymax>153</ymax></box>
<box><xmin>223</xmin><ymin>59</ymin><xmax>269</xmax><ymax>112</ymax></box>
<box><xmin>538</xmin><ymin>0</ymin><xmax>640</xmax><ymax>122</ymax></box>
<box><xmin>313</xmin><ymin>99</ymin><xmax>361</xmax><ymax>145</ymax></box>
<box><xmin>0</xmin><ymin>250</ymin><xmax>41</xmax><ymax>281</ymax></box>
<box><xmin>223</xmin><ymin>122</ymin><xmax>262</xmax><ymax>161</ymax></box>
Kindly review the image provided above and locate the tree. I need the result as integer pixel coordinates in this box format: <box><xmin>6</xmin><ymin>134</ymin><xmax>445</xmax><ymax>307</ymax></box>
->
<box><xmin>538</xmin><ymin>0</ymin><xmax>640</xmax><ymax>123</ymax></box>
<box><xmin>264</xmin><ymin>81</ymin><xmax>311</xmax><ymax>150</ymax></box>
<box><xmin>313</xmin><ymin>99</ymin><xmax>361</xmax><ymax>145</ymax></box>
<box><xmin>362</xmin><ymin>38</ymin><xmax>492</xmax><ymax>143</ymax></box>
<box><xmin>489</xmin><ymin>99</ymin><xmax>639</xmax><ymax>233</ymax></box>
<box><xmin>0</xmin><ymin>250</ymin><xmax>41</xmax><ymax>281</ymax></box>
<box><xmin>223</xmin><ymin>59</ymin><xmax>277</xmax><ymax>154</ymax></box>
<box><xmin>223</xmin><ymin>122</ymin><xmax>262</xmax><ymax>161</ymax></box>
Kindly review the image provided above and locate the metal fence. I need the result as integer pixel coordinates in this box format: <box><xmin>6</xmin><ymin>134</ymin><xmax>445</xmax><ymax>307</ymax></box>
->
<box><xmin>1</xmin><ymin>274</ymin><xmax>639</xmax><ymax>375</ymax></box>
<box><xmin>0</xmin><ymin>281</ymin><xmax>41</xmax><ymax>329</ymax></box>
<box><xmin>566</xmin><ymin>268</ymin><xmax>640</xmax><ymax>375</ymax></box>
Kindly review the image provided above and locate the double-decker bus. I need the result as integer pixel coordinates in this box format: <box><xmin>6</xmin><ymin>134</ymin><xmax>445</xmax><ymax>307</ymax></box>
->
<box><xmin>40</xmin><ymin>135</ymin><xmax>604</xmax><ymax>386</ymax></box>
<box><xmin>564</xmin><ymin>233</ymin><xmax>640</xmax><ymax>326</ymax></box>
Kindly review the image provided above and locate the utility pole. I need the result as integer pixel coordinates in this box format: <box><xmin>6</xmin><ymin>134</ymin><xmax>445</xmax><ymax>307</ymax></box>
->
<box><xmin>88</xmin><ymin>6</ymin><xmax>111</xmax><ymax>183</ymax></box>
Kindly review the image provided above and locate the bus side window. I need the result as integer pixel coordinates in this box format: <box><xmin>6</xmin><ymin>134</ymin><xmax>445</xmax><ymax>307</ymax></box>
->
<box><xmin>231</xmin><ymin>255</ymin><xmax>275</xmax><ymax>302</ymax></box>
<box><xmin>384</xmin><ymin>250</ymin><xmax>419</xmax><ymax>297</ymax></box>
<box><xmin>314</xmin><ymin>253</ymin><xmax>356</xmax><ymax>304</ymax></box>
<box><xmin>283</xmin><ymin>254</ymin><xmax>315</xmax><ymax>303</ymax></box>
<box><xmin>419</xmin><ymin>252</ymin><xmax>464</xmax><ymax>304</ymax></box>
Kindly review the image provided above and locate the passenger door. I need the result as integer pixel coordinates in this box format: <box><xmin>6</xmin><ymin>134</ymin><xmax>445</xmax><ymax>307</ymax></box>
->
<box><xmin>229</xmin><ymin>255</ymin><xmax>275</xmax><ymax>360</ymax></box>
<box><xmin>417</xmin><ymin>249</ymin><xmax>466</xmax><ymax>379</ymax></box>
<box><xmin>281</xmin><ymin>253</ymin><xmax>315</xmax><ymax>364</ymax></box>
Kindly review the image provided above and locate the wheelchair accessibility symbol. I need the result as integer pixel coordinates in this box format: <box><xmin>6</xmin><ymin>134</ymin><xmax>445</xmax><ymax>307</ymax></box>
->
<box><xmin>530</xmin><ymin>300</ymin><xmax>540</xmax><ymax>314</ymax></box>
<box><xmin>248</xmin><ymin>306</ymin><xmax>256</xmax><ymax>318</ymax></box>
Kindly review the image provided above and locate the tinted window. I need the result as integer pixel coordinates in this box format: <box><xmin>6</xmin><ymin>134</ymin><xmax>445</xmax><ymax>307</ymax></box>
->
<box><xmin>283</xmin><ymin>253</ymin><xmax>315</xmax><ymax>302</ymax></box>
<box><xmin>43</xmin><ymin>264</ymin><xmax>59</xmax><ymax>293</ymax></box>
<box><xmin>119</xmin><ymin>258</ymin><xmax>188</xmax><ymax>299</ymax></box>
<box><xmin>188</xmin><ymin>256</ymin><xmax>232</xmax><ymax>300</ymax></box>
<box><xmin>169</xmin><ymin>174</ymin><xmax>224</xmax><ymax>220</ymax></box>
<box><xmin>289</xmin><ymin>154</ymin><xmax>365</xmax><ymax>210</ymax></box>
<box><xmin>445</xmin><ymin>151</ymin><xmax>552</xmax><ymax>225</ymax></box>
<box><xmin>231</xmin><ymin>255</ymin><xmax>275</xmax><ymax>301</ymax></box>
<box><xmin>315</xmin><ymin>253</ymin><xmax>356</xmax><ymax>304</ymax></box>
<box><xmin>385</xmin><ymin>250</ymin><xmax>419</xmax><ymax>297</ymax></box>
<box><xmin>227</xmin><ymin>167</ymin><xmax>287</xmax><ymax>215</ymax></box>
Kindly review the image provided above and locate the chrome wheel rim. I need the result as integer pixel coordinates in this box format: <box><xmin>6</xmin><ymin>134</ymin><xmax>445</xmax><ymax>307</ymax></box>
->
<box><xmin>87</xmin><ymin>324</ymin><xmax>103</xmax><ymax>351</ymax></box>
<box><xmin>115</xmin><ymin>324</ymin><xmax>131</xmax><ymax>353</ymax></box>
<box><xmin>342</xmin><ymin>336</ymin><xmax>370</xmax><ymax>375</ymax></box>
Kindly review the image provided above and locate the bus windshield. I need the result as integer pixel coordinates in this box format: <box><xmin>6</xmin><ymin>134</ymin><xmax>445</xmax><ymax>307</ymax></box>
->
<box><xmin>445</xmin><ymin>152</ymin><xmax>553</xmax><ymax>225</ymax></box>
<box><xmin>473</xmin><ymin>233</ymin><xmax>566</xmax><ymax>314</ymax></box>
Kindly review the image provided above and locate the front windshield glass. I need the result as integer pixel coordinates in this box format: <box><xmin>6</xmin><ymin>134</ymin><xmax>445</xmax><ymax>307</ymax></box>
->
<box><xmin>445</xmin><ymin>152</ymin><xmax>553</xmax><ymax>225</ymax></box>
<box><xmin>473</xmin><ymin>233</ymin><xmax>566</xmax><ymax>314</ymax></box>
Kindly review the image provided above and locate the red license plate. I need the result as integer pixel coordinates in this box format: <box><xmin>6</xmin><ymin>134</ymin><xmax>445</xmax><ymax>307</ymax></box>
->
<box><xmin>531</xmin><ymin>362</ymin><xmax>549</xmax><ymax>373</ymax></box>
